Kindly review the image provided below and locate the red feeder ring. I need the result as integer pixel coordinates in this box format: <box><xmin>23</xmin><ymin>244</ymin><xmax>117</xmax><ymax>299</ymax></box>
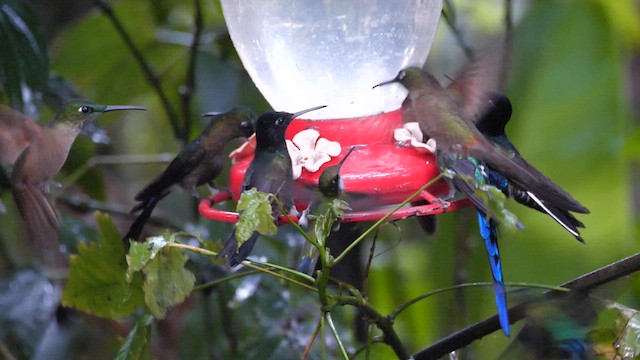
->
<box><xmin>199</xmin><ymin>109</ymin><xmax>472</xmax><ymax>223</ymax></box>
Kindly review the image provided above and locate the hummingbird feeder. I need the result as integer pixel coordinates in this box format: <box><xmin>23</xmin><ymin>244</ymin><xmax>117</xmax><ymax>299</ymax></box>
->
<box><xmin>199</xmin><ymin>0</ymin><xmax>472</xmax><ymax>224</ymax></box>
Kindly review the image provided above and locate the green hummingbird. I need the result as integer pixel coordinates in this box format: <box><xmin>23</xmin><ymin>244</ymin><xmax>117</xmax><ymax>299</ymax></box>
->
<box><xmin>297</xmin><ymin>146</ymin><xmax>355</xmax><ymax>274</ymax></box>
<box><xmin>218</xmin><ymin>105</ymin><xmax>326</xmax><ymax>267</ymax></box>
<box><xmin>124</xmin><ymin>107</ymin><xmax>256</xmax><ymax>242</ymax></box>
<box><xmin>475</xmin><ymin>93</ymin><xmax>585</xmax><ymax>242</ymax></box>
<box><xmin>10</xmin><ymin>99</ymin><xmax>145</xmax><ymax>268</ymax></box>
<box><xmin>375</xmin><ymin>67</ymin><xmax>589</xmax><ymax>336</ymax></box>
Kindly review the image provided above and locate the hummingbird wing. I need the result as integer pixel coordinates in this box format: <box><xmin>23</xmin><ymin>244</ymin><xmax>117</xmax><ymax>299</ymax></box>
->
<box><xmin>133</xmin><ymin>140</ymin><xmax>207</xmax><ymax>211</ymax></box>
<box><xmin>446</xmin><ymin>40</ymin><xmax>511</xmax><ymax>123</ymax></box>
<box><xmin>468</xmin><ymin>136</ymin><xmax>589</xmax><ymax>214</ymax></box>
<box><xmin>0</xmin><ymin>105</ymin><xmax>41</xmax><ymax>166</ymax></box>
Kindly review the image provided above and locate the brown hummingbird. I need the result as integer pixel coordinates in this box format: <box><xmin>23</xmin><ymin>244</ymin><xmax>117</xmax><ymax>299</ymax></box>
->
<box><xmin>124</xmin><ymin>107</ymin><xmax>256</xmax><ymax>242</ymax></box>
<box><xmin>11</xmin><ymin>99</ymin><xmax>145</xmax><ymax>268</ymax></box>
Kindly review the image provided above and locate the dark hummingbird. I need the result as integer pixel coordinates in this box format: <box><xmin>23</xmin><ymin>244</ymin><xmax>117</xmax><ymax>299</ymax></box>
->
<box><xmin>124</xmin><ymin>107</ymin><xmax>256</xmax><ymax>242</ymax></box>
<box><xmin>375</xmin><ymin>67</ymin><xmax>589</xmax><ymax>336</ymax></box>
<box><xmin>297</xmin><ymin>146</ymin><xmax>355</xmax><ymax>274</ymax></box>
<box><xmin>218</xmin><ymin>105</ymin><xmax>326</xmax><ymax>267</ymax></box>
<box><xmin>11</xmin><ymin>99</ymin><xmax>146</xmax><ymax>268</ymax></box>
<box><xmin>475</xmin><ymin>93</ymin><xmax>585</xmax><ymax>242</ymax></box>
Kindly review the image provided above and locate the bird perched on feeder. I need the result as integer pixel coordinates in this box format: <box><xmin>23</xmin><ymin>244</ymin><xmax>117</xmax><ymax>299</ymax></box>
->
<box><xmin>219</xmin><ymin>105</ymin><xmax>326</xmax><ymax>267</ymax></box>
<box><xmin>124</xmin><ymin>107</ymin><xmax>256</xmax><ymax>242</ymax></box>
<box><xmin>475</xmin><ymin>93</ymin><xmax>585</xmax><ymax>242</ymax></box>
<box><xmin>375</xmin><ymin>67</ymin><xmax>588</xmax><ymax>336</ymax></box>
<box><xmin>297</xmin><ymin>146</ymin><xmax>355</xmax><ymax>274</ymax></box>
<box><xmin>10</xmin><ymin>100</ymin><xmax>146</xmax><ymax>268</ymax></box>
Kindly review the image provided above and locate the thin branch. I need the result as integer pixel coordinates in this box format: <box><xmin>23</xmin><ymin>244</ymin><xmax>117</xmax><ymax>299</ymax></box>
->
<box><xmin>178</xmin><ymin>0</ymin><xmax>204</xmax><ymax>142</ymax></box>
<box><xmin>499</xmin><ymin>0</ymin><xmax>514</xmax><ymax>92</ymax></box>
<box><xmin>338</xmin><ymin>296</ymin><xmax>409</xmax><ymax>360</ymax></box>
<box><xmin>57</xmin><ymin>194</ymin><xmax>181</xmax><ymax>231</ymax></box>
<box><xmin>412</xmin><ymin>251</ymin><xmax>640</xmax><ymax>359</ymax></box>
<box><xmin>442</xmin><ymin>0</ymin><xmax>474</xmax><ymax>60</ymax></box>
<box><xmin>91</xmin><ymin>0</ymin><xmax>182</xmax><ymax>141</ymax></box>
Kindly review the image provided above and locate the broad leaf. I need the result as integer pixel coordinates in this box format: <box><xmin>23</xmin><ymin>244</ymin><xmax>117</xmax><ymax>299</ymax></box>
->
<box><xmin>235</xmin><ymin>188</ymin><xmax>277</xmax><ymax>244</ymax></box>
<box><xmin>62</xmin><ymin>213</ymin><xmax>144</xmax><ymax>319</ymax></box>
<box><xmin>114</xmin><ymin>315</ymin><xmax>153</xmax><ymax>360</ymax></box>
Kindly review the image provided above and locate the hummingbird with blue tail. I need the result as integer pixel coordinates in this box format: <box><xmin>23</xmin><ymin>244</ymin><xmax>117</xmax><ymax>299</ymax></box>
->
<box><xmin>218</xmin><ymin>105</ymin><xmax>326</xmax><ymax>267</ymax></box>
<box><xmin>124</xmin><ymin>107</ymin><xmax>256</xmax><ymax>242</ymax></box>
<box><xmin>297</xmin><ymin>146</ymin><xmax>355</xmax><ymax>275</ymax></box>
<box><xmin>375</xmin><ymin>66</ymin><xmax>589</xmax><ymax>336</ymax></box>
<box><xmin>475</xmin><ymin>93</ymin><xmax>585</xmax><ymax>242</ymax></box>
<box><xmin>10</xmin><ymin>100</ymin><xmax>146</xmax><ymax>269</ymax></box>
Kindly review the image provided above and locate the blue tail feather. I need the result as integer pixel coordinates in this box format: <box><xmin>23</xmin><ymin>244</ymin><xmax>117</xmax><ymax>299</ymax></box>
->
<box><xmin>477</xmin><ymin>211</ymin><xmax>510</xmax><ymax>336</ymax></box>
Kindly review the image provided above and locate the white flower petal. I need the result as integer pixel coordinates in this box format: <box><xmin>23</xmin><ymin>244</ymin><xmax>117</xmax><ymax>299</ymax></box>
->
<box><xmin>292</xmin><ymin>129</ymin><xmax>320</xmax><ymax>151</ymax></box>
<box><xmin>291</xmin><ymin>162</ymin><xmax>303</xmax><ymax>180</ymax></box>
<box><xmin>394</xmin><ymin>128</ymin><xmax>412</xmax><ymax>142</ymax></box>
<box><xmin>315</xmin><ymin>138</ymin><xmax>341</xmax><ymax>156</ymax></box>
<box><xmin>304</xmin><ymin>153</ymin><xmax>332</xmax><ymax>172</ymax></box>
<box><xmin>403</xmin><ymin>122</ymin><xmax>423</xmax><ymax>142</ymax></box>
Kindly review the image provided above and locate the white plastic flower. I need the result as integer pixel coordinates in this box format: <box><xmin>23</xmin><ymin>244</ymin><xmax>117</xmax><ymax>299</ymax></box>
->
<box><xmin>286</xmin><ymin>129</ymin><xmax>341</xmax><ymax>179</ymax></box>
<box><xmin>394</xmin><ymin>122</ymin><xmax>436</xmax><ymax>154</ymax></box>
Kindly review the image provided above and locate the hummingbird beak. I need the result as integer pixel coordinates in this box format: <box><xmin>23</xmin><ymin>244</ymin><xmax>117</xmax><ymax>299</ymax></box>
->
<box><xmin>292</xmin><ymin>105</ymin><xmax>327</xmax><ymax>119</ymax></box>
<box><xmin>202</xmin><ymin>111</ymin><xmax>221</xmax><ymax>117</ymax></box>
<box><xmin>372</xmin><ymin>76</ymin><xmax>399</xmax><ymax>89</ymax></box>
<box><xmin>103</xmin><ymin>105</ymin><xmax>147</xmax><ymax>112</ymax></box>
<box><xmin>337</xmin><ymin>146</ymin><xmax>356</xmax><ymax>168</ymax></box>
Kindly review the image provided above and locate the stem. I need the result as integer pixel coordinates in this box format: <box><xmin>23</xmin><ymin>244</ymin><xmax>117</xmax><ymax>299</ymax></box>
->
<box><xmin>167</xmin><ymin>243</ymin><xmax>317</xmax><ymax>291</ymax></box>
<box><xmin>302</xmin><ymin>316</ymin><xmax>323</xmax><ymax>360</ymax></box>
<box><xmin>389</xmin><ymin>282</ymin><xmax>568</xmax><ymax>321</ymax></box>
<box><xmin>178</xmin><ymin>0</ymin><xmax>203</xmax><ymax>142</ymax></box>
<box><xmin>333</xmin><ymin>174</ymin><xmax>443</xmax><ymax>264</ymax></box>
<box><xmin>325</xmin><ymin>312</ymin><xmax>350</xmax><ymax>360</ymax></box>
<box><xmin>193</xmin><ymin>269</ymin><xmax>262</xmax><ymax>291</ymax></box>
<box><xmin>91</xmin><ymin>0</ymin><xmax>182</xmax><ymax>140</ymax></box>
<box><xmin>338</xmin><ymin>296</ymin><xmax>409</xmax><ymax>360</ymax></box>
<box><xmin>412</xmin><ymin>251</ymin><xmax>640</xmax><ymax>359</ymax></box>
<box><xmin>442</xmin><ymin>0</ymin><xmax>474</xmax><ymax>60</ymax></box>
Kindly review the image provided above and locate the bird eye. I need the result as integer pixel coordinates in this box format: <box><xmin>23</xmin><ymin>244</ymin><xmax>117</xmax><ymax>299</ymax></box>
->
<box><xmin>78</xmin><ymin>106</ymin><xmax>92</xmax><ymax>114</ymax></box>
<box><xmin>275</xmin><ymin>117</ymin><xmax>285</xmax><ymax>126</ymax></box>
<box><xmin>397</xmin><ymin>70</ymin><xmax>406</xmax><ymax>81</ymax></box>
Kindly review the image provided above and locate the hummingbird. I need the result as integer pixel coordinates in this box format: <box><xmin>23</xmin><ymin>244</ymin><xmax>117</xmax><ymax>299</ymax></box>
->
<box><xmin>0</xmin><ymin>105</ymin><xmax>42</xmax><ymax>168</ymax></box>
<box><xmin>375</xmin><ymin>67</ymin><xmax>589</xmax><ymax>336</ymax></box>
<box><xmin>124</xmin><ymin>107</ymin><xmax>256</xmax><ymax>242</ymax></box>
<box><xmin>218</xmin><ymin>105</ymin><xmax>326</xmax><ymax>267</ymax></box>
<box><xmin>297</xmin><ymin>146</ymin><xmax>355</xmax><ymax>274</ymax></box>
<box><xmin>475</xmin><ymin>93</ymin><xmax>585</xmax><ymax>242</ymax></box>
<box><xmin>10</xmin><ymin>100</ymin><xmax>145</xmax><ymax>268</ymax></box>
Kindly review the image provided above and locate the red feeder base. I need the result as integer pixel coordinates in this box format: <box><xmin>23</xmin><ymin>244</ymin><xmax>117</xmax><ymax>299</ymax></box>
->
<box><xmin>199</xmin><ymin>109</ymin><xmax>471</xmax><ymax>223</ymax></box>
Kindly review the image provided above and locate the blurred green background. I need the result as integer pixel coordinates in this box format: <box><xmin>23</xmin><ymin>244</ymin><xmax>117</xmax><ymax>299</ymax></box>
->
<box><xmin>0</xmin><ymin>0</ymin><xmax>639</xmax><ymax>359</ymax></box>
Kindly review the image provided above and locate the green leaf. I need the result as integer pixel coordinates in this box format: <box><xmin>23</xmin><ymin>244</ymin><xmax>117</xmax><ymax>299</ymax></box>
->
<box><xmin>115</xmin><ymin>315</ymin><xmax>153</xmax><ymax>360</ymax></box>
<box><xmin>62</xmin><ymin>213</ymin><xmax>144</xmax><ymax>319</ymax></box>
<box><xmin>141</xmin><ymin>242</ymin><xmax>195</xmax><ymax>319</ymax></box>
<box><xmin>127</xmin><ymin>233</ymin><xmax>195</xmax><ymax>319</ymax></box>
<box><xmin>0</xmin><ymin>0</ymin><xmax>48</xmax><ymax>115</ymax></box>
<box><xmin>235</xmin><ymin>188</ymin><xmax>277</xmax><ymax>244</ymax></box>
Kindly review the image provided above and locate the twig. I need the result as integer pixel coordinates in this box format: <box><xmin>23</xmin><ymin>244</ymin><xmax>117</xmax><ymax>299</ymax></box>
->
<box><xmin>442</xmin><ymin>0</ymin><xmax>474</xmax><ymax>60</ymax></box>
<box><xmin>412</xmin><ymin>251</ymin><xmax>640</xmax><ymax>359</ymax></box>
<box><xmin>57</xmin><ymin>194</ymin><xmax>181</xmax><ymax>231</ymax></box>
<box><xmin>178</xmin><ymin>0</ymin><xmax>204</xmax><ymax>142</ymax></box>
<box><xmin>91</xmin><ymin>0</ymin><xmax>182</xmax><ymax>140</ymax></box>
<box><xmin>338</xmin><ymin>296</ymin><xmax>410</xmax><ymax>360</ymax></box>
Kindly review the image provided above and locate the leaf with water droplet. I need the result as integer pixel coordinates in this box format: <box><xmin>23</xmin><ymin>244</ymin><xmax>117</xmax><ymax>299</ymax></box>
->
<box><xmin>235</xmin><ymin>188</ymin><xmax>277</xmax><ymax>245</ymax></box>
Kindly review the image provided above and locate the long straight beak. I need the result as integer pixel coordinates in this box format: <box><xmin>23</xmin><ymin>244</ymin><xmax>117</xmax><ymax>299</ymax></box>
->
<box><xmin>202</xmin><ymin>111</ymin><xmax>221</xmax><ymax>117</ymax></box>
<box><xmin>337</xmin><ymin>146</ymin><xmax>356</xmax><ymax>169</ymax></box>
<box><xmin>292</xmin><ymin>105</ymin><xmax>327</xmax><ymax>119</ymax></box>
<box><xmin>372</xmin><ymin>77</ymin><xmax>398</xmax><ymax>89</ymax></box>
<box><xmin>104</xmin><ymin>105</ymin><xmax>147</xmax><ymax>112</ymax></box>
